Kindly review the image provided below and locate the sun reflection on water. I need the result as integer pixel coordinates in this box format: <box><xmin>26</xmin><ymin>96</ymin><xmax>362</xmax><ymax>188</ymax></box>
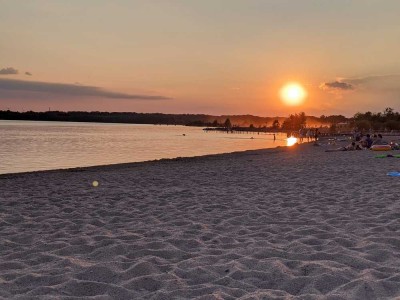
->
<box><xmin>287</xmin><ymin>137</ymin><xmax>298</xmax><ymax>147</ymax></box>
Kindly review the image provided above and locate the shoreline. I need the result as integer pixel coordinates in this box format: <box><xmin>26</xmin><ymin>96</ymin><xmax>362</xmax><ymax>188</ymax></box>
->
<box><xmin>0</xmin><ymin>144</ymin><xmax>293</xmax><ymax>178</ymax></box>
<box><xmin>0</xmin><ymin>120</ymin><xmax>289</xmax><ymax>176</ymax></box>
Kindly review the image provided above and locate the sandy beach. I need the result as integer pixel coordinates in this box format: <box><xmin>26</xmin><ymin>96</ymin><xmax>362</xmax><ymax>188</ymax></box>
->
<box><xmin>1</xmin><ymin>143</ymin><xmax>400</xmax><ymax>299</ymax></box>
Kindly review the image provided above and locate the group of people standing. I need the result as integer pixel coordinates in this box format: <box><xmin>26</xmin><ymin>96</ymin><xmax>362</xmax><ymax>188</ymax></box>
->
<box><xmin>291</xmin><ymin>128</ymin><xmax>320</xmax><ymax>143</ymax></box>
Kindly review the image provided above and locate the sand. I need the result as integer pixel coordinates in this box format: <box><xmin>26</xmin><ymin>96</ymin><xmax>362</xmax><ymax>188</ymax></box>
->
<box><xmin>1</xmin><ymin>143</ymin><xmax>400</xmax><ymax>299</ymax></box>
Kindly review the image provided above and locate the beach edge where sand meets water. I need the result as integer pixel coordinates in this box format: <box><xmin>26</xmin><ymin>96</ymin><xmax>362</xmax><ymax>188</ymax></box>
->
<box><xmin>1</xmin><ymin>143</ymin><xmax>400</xmax><ymax>299</ymax></box>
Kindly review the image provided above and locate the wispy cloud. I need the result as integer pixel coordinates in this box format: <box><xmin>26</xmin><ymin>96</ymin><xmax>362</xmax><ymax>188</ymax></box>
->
<box><xmin>320</xmin><ymin>74</ymin><xmax>400</xmax><ymax>94</ymax></box>
<box><xmin>0</xmin><ymin>78</ymin><xmax>170</xmax><ymax>100</ymax></box>
<box><xmin>0</xmin><ymin>67</ymin><xmax>18</xmax><ymax>75</ymax></box>
<box><xmin>345</xmin><ymin>74</ymin><xmax>400</xmax><ymax>92</ymax></box>
<box><xmin>320</xmin><ymin>81</ymin><xmax>354</xmax><ymax>91</ymax></box>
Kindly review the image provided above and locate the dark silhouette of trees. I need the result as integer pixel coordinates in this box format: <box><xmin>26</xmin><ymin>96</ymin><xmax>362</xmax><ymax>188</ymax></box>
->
<box><xmin>272</xmin><ymin>119</ymin><xmax>280</xmax><ymax>129</ymax></box>
<box><xmin>281</xmin><ymin>112</ymin><xmax>307</xmax><ymax>130</ymax></box>
<box><xmin>353</xmin><ymin>107</ymin><xmax>400</xmax><ymax>131</ymax></box>
<box><xmin>224</xmin><ymin>118</ymin><xmax>232</xmax><ymax>129</ymax></box>
<box><xmin>355</xmin><ymin>119</ymin><xmax>371</xmax><ymax>131</ymax></box>
<box><xmin>319</xmin><ymin>114</ymin><xmax>347</xmax><ymax>124</ymax></box>
<box><xmin>0</xmin><ymin>110</ymin><xmax>280</xmax><ymax>128</ymax></box>
<box><xmin>2</xmin><ymin>108</ymin><xmax>399</xmax><ymax>132</ymax></box>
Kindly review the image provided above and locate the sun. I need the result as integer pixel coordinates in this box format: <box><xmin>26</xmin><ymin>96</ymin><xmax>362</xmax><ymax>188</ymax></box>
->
<box><xmin>280</xmin><ymin>82</ymin><xmax>307</xmax><ymax>106</ymax></box>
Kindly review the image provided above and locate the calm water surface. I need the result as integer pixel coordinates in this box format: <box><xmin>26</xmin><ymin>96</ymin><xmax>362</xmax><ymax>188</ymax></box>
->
<box><xmin>0</xmin><ymin>120</ymin><xmax>288</xmax><ymax>174</ymax></box>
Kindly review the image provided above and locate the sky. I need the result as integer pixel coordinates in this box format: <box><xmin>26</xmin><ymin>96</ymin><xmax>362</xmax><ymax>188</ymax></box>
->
<box><xmin>1</xmin><ymin>0</ymin><xmax>400</xmax><ymax>117</ymax></box>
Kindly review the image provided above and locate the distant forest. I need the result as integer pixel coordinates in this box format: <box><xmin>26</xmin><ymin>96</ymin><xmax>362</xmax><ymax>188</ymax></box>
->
<box><xmin>0</xmin><ymin>110</ymin><xmax>338</xmax><ymax>129</ymax></box>
<box><xmin>0</xmin><ymin>110</ymin><xmax>285</xmax><ymax>127</ymax></box>
<box><xmin>353</xmin><ymin>108</ymin><xmax>400</xmax><ymax>131</ymax></box>
<box><xmin>0</xmin><ymin>108</ymin><xmax>399</xmax><ymax>132</ymax></box>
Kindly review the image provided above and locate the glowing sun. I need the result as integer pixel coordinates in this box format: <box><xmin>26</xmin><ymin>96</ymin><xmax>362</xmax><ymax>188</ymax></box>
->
<box><xmin>280</xmin><ymin>82</ymin><xmax>307</xmax><ymax>106</ymax></box>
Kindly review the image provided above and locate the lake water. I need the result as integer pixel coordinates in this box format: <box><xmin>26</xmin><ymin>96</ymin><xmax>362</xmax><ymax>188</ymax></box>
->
<box><xmin>0</xmin><ymin>120</ymin><xmax>288</xmax><ymax>174</ymax></box>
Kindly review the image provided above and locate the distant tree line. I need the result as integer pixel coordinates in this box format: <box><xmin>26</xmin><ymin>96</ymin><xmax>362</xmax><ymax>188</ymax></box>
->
<box><xmin>1</xmin><ymin>108</ymin><xmax>398</xmax><ymax>132</ymax></box>
<box><xmin>353</xmin><ymin>108</ymin><xmax>400</xmax><ymax>131</ymax></box>
<box><xmin>0</xmin><ymin>110</ymin><xmax>282</xmax><ymax>128</ymax></box>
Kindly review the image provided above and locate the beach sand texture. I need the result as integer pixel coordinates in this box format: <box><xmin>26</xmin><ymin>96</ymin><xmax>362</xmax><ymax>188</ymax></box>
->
<box><xmin>1</xmin><ymin>144</ymin><xmax>400</xmax><ymax>299</ymax></box>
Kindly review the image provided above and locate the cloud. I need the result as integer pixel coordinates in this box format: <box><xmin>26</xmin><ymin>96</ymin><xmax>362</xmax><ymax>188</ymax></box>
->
<box><xmin>25</xmin><ymin>72</ymin><xmax>32</xmax><ymax>76</ymax></box>
<box><xmin>317</xmin><ymin>74</ymin><xmax>400</xmax><ymax>113</ymax></box>
<box><xmin>0</xmin><ymin>78</ymin><xmax>170</xmax><ymax>100</ymax></box>
<box><xmin>345</xmin><ymin>74</ymin><xmax>400</xmax><ymax>85</ymax></box>
<box><xmin>320</xmin><ymin>81</ymin><xmax>354</xmax><ymax>91</ymax></box>
<box><xmin>320</xmin><ymin>74</ymin><xmax>400</xmax><ymax>95</ymax></box>
<box><xmin>0</xmin><ymin>67</ymin><xmax>18</xmax><ymax>75</ymax></box>
<box><xmin>344</xmin><ymin>74</ymin><xmax>400</xmax><ymax>93</ymax></box>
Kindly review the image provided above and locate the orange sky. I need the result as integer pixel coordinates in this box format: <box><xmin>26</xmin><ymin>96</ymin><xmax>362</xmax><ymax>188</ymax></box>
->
<box><xmin>1</xmin><ymin>1</ymin><xmax>400</xmax><ymax>117</ymax></box>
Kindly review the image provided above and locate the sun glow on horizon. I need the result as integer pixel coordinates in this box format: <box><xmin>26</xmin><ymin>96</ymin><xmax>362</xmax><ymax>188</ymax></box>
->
<box><xmin>280</xmin><ymin>83</ymin><xmax>307</xmax><ymax>106</ymax></box>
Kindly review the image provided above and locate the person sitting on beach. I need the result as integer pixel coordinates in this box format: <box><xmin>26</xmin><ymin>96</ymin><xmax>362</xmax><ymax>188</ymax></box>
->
<box><xmin>373</xmin><ymin>134</ymin><xmax>382</xmax><ymax>145</ymax></box>
<box><xmin>366</xmin><ymin>134</ymin><xmax>373</xmax><ymax>148</ymax></box>
<box><xmin>346</xmin><ymin>142</ymin><xmax>358</xmax><ymax>150</ymax></box>
<box><xmin>325</xmin><ymin>141</ymin><xmax>363</xmax><ymax>152</ymax></box>
<box><xmin>360</xmin><ymin>134</ymin><xmax>373</xmax><ymax>149</ymax></box>
<box><xmin>372</xmin><ymin>134</ymin><xmax>388</xmax><ymax>145</ymax></box>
